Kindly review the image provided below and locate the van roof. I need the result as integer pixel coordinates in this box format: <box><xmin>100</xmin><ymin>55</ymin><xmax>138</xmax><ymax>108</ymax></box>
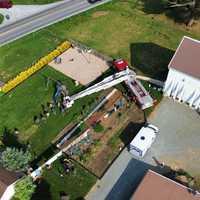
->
<box><xmin>130</xmin><ymin>126</ymin><xmax>156</xmax><ymax>151</ymax></box>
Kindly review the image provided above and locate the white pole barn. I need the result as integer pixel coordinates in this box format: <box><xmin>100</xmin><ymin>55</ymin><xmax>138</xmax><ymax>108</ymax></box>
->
<box><xmin>164</xmin><ymin>36</ymin><xmax>200</xmax><ymax>109</ymax></box>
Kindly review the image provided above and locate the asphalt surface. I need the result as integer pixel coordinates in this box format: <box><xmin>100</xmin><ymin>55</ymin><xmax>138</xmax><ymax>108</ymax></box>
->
<box><xmin>0</xmin><ymin>0</ymin><xmax>111</xmax><ymax>46</ymax></box>
<box><xmin>86</xmin><ymin>97</ymin><xmax>200</xmax><ymax>200</ymax></box>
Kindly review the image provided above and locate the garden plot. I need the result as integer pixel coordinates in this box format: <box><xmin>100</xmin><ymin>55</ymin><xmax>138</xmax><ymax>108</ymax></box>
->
<box><xmin>49</xmin><ymin>46</ymin><xmax>109</xmax><ymax>85</ymax></box>
<box><xmin>62</xmin><ymin>90</ymin><xmax>144</xmax><ymax>177</ymax></box>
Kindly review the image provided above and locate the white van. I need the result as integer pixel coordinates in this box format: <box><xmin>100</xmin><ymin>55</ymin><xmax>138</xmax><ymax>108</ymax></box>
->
<box><xmin>129</xmin><ymin>124</ymin><xmax>159</xmax><ymax>158</ymax></box>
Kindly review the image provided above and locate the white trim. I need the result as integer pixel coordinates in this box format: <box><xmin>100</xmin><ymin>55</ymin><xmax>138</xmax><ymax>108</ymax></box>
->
<box><xmin>183</xmin><ymin>36</ymin><xmax>200</xmax><ymax>44</ymax></box>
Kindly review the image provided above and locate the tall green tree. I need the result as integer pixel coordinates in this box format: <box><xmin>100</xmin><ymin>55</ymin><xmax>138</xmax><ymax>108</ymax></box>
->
<box><xmin>14</xmin><ymin>177</ymin><xmax>36</xmax><ymax>200</ymax></box>
<box><xmin>0</xmin><ymin>147</ymin><xmax>32</xmax><ymax>172</ymax></box>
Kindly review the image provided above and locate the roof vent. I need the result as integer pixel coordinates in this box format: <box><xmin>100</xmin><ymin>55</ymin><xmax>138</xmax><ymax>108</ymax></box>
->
<box><xmin>141</xmin><ymin>136</ymin><xmax>145</xmax><ymax>140</ymax></box>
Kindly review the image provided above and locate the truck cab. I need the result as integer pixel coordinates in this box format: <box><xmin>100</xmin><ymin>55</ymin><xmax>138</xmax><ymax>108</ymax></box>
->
<box><xmin>0</xmin><ymin>0</ymin><xmax>13</xmax><ymax>9</ymax></box>
<box><xmin>112</xmin><ymin>58</ymin><xmax>153</xmax><ymax>110</ymax></box>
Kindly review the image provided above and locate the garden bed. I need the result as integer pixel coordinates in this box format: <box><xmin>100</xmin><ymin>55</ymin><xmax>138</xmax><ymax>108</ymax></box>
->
<box><xmin>63</xmin><ymin>90</ymin><xmax>145</xmax><ymax>177</ymax></box>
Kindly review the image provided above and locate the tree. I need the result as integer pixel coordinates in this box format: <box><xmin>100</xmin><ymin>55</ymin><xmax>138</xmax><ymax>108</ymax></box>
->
<box><xmin>166</xmin><ymin>0</ymin><xmax>200</xmax><ymax>24</ymax></box>
<box><xmin>14</xmin><ymin>177</ymin><xmax>36</xmax><ymax>200</ymax></box>
<box><xmin>0</xmin><ymin>147</ymin><xmax>32</xmax><ymax>172</ymax></box>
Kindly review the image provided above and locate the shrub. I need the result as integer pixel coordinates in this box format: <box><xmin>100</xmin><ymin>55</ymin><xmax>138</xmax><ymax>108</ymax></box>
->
<box><xmin>0</xmin><ymin>147</ymin><xmax>32</xmax><ymax>172</ymax></box>
<box><xmin>14</xmin><ymin>177</ymin><xmax>36</xmax><ymax>200</ymax></box>
<box><xmin>93</xmin><ymin>123</ymin><xmax>104</xmax><ymax>133</ymax></box>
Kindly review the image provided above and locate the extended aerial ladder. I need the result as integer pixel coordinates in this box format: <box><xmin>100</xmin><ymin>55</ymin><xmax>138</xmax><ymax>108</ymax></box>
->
<box><xmin>64</xmin><ymin>67</ymin><xmax>135</xmax><ymax>107</ymax></box>
<box><xmin>31</xmin><ymin>67</ymin><xmax>154</xmax><ymax>180</ymax></box>
<box><xmin>63</xmin><ymin>67</ymin><xmax>153</xmax><ymax>110</ymax></box>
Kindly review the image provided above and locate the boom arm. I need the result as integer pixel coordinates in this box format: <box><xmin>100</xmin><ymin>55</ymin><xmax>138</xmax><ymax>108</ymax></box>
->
<box><xmin>65</xmin><ymin>68</ymin><xmax>135</xmax><ymax>108</ymax></box>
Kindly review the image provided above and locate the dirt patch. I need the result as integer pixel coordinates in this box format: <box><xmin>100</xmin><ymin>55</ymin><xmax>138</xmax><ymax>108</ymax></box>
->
<box><xmin>84</xmin><ymin>103</ymin><xmax>144</xmax><ymax>177</ymax></box>
<box><xmin>188</xmin><ymin>20</ymin><xmax>200</xmax><ymax>34</ymax></box>
<box><xmin>92</xmin><ymin>11</ymin><xmax>109</xmax><ymax>18</ymax></box>
<box><xmin>49</xmin><ymin>46</ymin><xmax>109</xmax><ymax>85</ymax></box>
<box><xmin>151</xmin><ymin>13</ymin><xmax>200</xmax><ymax>35</ymax></box>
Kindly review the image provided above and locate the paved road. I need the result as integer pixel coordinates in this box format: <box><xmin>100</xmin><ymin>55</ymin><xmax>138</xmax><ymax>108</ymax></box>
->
<box><xmin>0</xmin><ymin>0</ymin><xmax>111</xmax><ymax>47</ymax></box>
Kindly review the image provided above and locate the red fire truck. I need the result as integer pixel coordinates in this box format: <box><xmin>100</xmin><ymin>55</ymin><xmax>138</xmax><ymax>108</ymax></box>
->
<box><xmin>113</xmin><ymin>58</ymin><xmax>153</xmax><ymax>110</ymax></box>
<box><xmin>0</xmin><ymin>0</ymin><xmax>13</xmax><ymax>9</ymax></box>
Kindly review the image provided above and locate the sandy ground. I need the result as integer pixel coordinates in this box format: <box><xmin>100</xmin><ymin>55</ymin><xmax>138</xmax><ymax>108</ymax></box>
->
<box><xmin>49</xmin><ymin>47</ymin><xmax>109</xmax><ymax>85</ymax></box>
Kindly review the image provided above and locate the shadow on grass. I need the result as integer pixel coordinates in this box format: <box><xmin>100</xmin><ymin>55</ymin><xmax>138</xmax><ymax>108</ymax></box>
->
<box><xmin>2</xmin><ymin>127</ymin><xmax>26</xmax><ymax>149</ymax></box>
<box><xmin>119</xmin><ymin>121</ymin><xmax>145</xmax><ymax>146</ymax></box>
<box><xmin>130</xmin><ymin>42</ymin><xmax>174</xmax><ymax>81</ymax></box>
<box><xmin>31</xmin><ymin>179</ymin><xmax>52</xmax><ymax>200</ymax></box>
<box><xmin>140</xmin><ymin>0</ymin><xmax>166</xmax><ymax>14</ymax></box>
<box><xmin>140</xmin><ymin>0</ymin><xmax>199</xmax><ymax>24</ymax></box>
<box><xmin>31</xmin><ymin>145</ymin><xmax>57</xmax><ymax>169</ymax></box>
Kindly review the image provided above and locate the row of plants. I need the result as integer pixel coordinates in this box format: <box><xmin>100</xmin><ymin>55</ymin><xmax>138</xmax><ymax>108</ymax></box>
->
<box><xmin>0</xmin><ymin>41</ymin><xmax>71</xmax><ymax>94</ymax></box>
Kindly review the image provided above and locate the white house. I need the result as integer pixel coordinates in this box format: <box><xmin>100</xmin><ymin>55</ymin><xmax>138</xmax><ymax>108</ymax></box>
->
<box><xmin>164</xmin><ymin>36</ymin><xmax>200</xmax><ymax>109</ymax></box>
<box><xmin>0</xmin><ymin>167</ymin><xmax>21</xmax><ymax>200</ymax></box>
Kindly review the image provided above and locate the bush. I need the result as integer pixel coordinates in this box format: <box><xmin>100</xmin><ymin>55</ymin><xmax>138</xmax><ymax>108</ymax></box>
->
<box><xmin>14</xmin><ymin>176</ymin><xmax>36</xmax><ymax>200</ymax></box>
<box><xmin>0</xmin><ymin>147</ymin><xmax>32</xmax><ymax>172</ymax></box>
<box><xmin>93</xmin><ymin>123</ymin><xmax>104</xmax><ymax>133</ymax></box>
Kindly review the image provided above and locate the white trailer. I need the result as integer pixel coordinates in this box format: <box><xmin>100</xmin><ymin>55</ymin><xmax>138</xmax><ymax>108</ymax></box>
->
<box><xmin>129</xmin><ymin>124</ymin><xmax>159</xmax><ymax>158</ymax></box>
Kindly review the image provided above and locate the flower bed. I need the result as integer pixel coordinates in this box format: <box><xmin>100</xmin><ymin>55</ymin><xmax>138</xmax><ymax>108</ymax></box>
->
<box><xmin>0</xmin><ymin>41</ymin><xmax>71</xmax><ymax>93</ymax></box>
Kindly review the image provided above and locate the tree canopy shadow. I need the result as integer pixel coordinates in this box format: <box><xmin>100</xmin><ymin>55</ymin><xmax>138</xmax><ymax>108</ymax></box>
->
<box><xmin>140</xmin><ymin>0</ymin><xmax>200</xmax><ymax>24</ymax></box>
<box><xmin>31</xmin><ymin>179</ymin><xmax>52</xmax><ymax>200</ymax></box>
<box><xmin>130</xmin><ymin>42</ymin><xmax>174</xmax><ymax>81</ymax></box>
<box><xmin>2</xmin><ymin>127</ymin><xmax>25</xmax><ymax>149</ymax></box>
<box><xmin>140</xmin><ymin>0</ymin><xmax>166</xmax><ymax>14</ymax></box>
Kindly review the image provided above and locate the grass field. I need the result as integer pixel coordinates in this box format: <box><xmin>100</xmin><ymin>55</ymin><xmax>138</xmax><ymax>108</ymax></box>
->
<box><xmin>13</xmin><ymin>0</ymin><xmax>59</xmax><ymax>5</ymax></box>
<box><xmin>32</xmin><ymin>160</ymin><xmax>97</xmax><ymax>200</ymax></box>
<box><xmin>0</xmin><ymin>66</ymin><xmax>98</xmax><ymax>157</ymax></box>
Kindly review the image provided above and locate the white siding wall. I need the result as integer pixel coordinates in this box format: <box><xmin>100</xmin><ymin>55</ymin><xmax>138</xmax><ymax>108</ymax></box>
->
<box><xmin>164</xmin><ymin>68</ymin><xmax>200</xmax><ymax>109</ymax></box>
<box><xmin>1</xmin><ymin>184</ymin><xmax>15</xmax><ymax>200</ymax></box>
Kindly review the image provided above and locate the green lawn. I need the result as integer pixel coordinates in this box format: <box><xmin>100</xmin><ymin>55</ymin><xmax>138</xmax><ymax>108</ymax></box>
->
<box><xmin>13</xmin><ymin>0</ymin><xmax>59</xmax><ymax>5</ymax></box>
<box><xmin>32</xmin><ymin>160</ymin><xmax>97</xmax><ymax>200</ymax></box>
<box><xmin>0</xmin><ymin>66</ymin><xmax>99</xmax><ymax>157</ymax></box>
